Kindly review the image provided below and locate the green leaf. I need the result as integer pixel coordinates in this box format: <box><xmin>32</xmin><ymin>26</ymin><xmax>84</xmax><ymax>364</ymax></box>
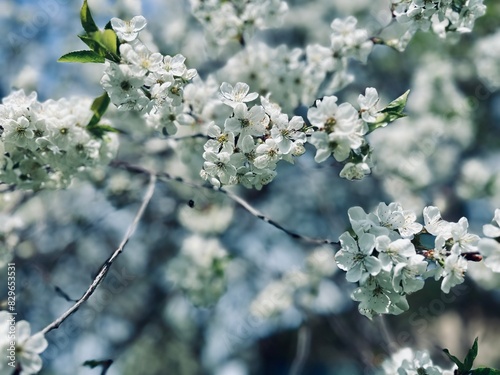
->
<box><xmin>464</xmin><ymin>337</ymin><xmax>479</xmax><ymax>372</ymax></box>
<box><xmin>381</xmin><ymin>89</ymin><xmax>410</xmax><ymax>115</ymax></box>
<box><xmin>93</xmin><ymin>29</ymin><xmax>119</xmax><ymax>56</ymax></box>
<box><xmin>87</xmin><ymin>124</ymin><xmax>121</xmax><ymax>139</ymax></box>
<box><xmin>471</xmin><ymin>368</ymin><xmax>500</xmax><ymax>375</ymax></box>
<box><xmin>88</xmin><ymin>92</ymin><xmax>111</xmax><ymax>127</ymax></box>
<box><xmin>78</xmin><ymin>34</ymin><xmax>120</xmax><ymax>62</ymax></box>
<box><xmin>443</xmin><ymin>348</ymin><xmax>465</xmax><ymax>372</ymax></box>
<box><xmin>80</xmin><ymin>0</ymin><xmax>99</xmax><ymax>34</ymax></box>
<box><xmin>58</xmin><ymin>50</ymin><xmax>105</xmax><ymax>63</ymax></box>
<box><xmin>367</xmin><ymin>90</ymin><xmax>410</xmax><ymax>133</ymax></box>
<box><xmin>83</xmin><ymin>359</ymin><xmax>113</xmax><ymax>375</ymax></box>
<box><xmin>85</xmin><ymin>92</ymin><xmax>122</xmax><ymax>139</ymax></box>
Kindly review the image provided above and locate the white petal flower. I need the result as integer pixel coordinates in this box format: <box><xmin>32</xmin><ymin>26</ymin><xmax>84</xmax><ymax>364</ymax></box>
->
<box><xmin>376</xmin><ymin>236</ymin><xmax>416</xmax><ymax>271</ymax></box>
<box><xmin>399</xmin><ymin>210</ymin><xmax>423</xmax><ymax>239</ymax></box>
<box><xmin>339</xmin><ymin>162</ymin><xmax>370</xmax><ymax>180</ymax></box>
<box><xmin>375</xmin><ymin>202</ymin><xmax>405</xmax><ymax>230</ymax></box>
<box><xmin>0</xmin><ymin>312</ymin><xmax>48</xmax><ymax>375</ymax></box>
<box><xmin>392</xmin><ymin>255</ymin><xmax>427</xmax><ymax>294</ymax></box>
<box><xmin>483</xmin><ymin>209</ymin><xmax>500</xmax><ymax>238</ymax></box>
<box><xmin>224</xmin><ymin>103</ymin><xmax>268</xmax><ymax>138</ymax></box>
<box><xmin>450</xmin><ymin>217</ymin><xmax>479</xmax><ymax>254</ymax></box>
<box><xmin>219</xmin><ymin>82</ymin><xmax>258</xmax><ymax>108</ymax></box>
<box><xmin>441</xmin><ymin>253</ymin><xmax>467</xmax><ymax>293</ymax></box>
<box><xmin>423</xmin><ymin>206</ymin><xmax>451</xmax><ymax>237</ymax></box>
<box><xmin>478</xmin><ymin>209</ymin><xmax>500</xmax><ymax>273</ymax></box>
<box><xmin>254</xmin><ymin>139</ymin><xmax>280</xmax><ymax>169</ymax></box>
<box><xmin>348</xmin><ymin>206</ymin><xmax>378</xmax><ymax>235</ymax></box>
<box><xmin>478</xmin><ymin>238</ymin><xmax>500</xmax><ymax>273</ymax></box>
<box><xmin>111</xmin><ymin>15</ymin><xmax>147</xmax><ymax>42</ymax></box>
<box><xmin>335</xmin><ymin>232</ymin><xmax>380</xmax><ymax>282</ymax></box>
<box><xmin>358</xmin><ymin>87</ymin><xmax>380</xmax><ymax>123</ymax></box>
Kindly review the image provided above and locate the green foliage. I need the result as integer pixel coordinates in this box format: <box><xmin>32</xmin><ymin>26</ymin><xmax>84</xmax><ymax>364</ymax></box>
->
<box><xmin>367</xmin><ymin>90</ymin><xmax>410</xmax><ymax>133</ymax></box>
<box><xmin>88</xmin><ymin>92</ymin><xmax>111</xmax><ymax>127</ymax></box>
<box><xmin>82</xmin><ymin>359</ymin><xmax>113</xmax><ymax>375</ymax></box>
<box><xmin>80</xmin><ymin>0</ymin><xmax>99</xmax><ymax>34</ymax></box>
<box><xmin>59</xmin><ymin>0</ymin><xmax>120</xmax><ymax>63</ymax></box>
<box><xmin>58</xmin><ymin>50</ymin><xmax>105</xmax><ymax>63</ymax></box>
<box><xmin>472</xmin><ymin>369</ymin><xmax>500</xmax><ymax>375</ymax></box>
<box><xmin>443</xmin><ymin>338</ymin><xmax>500</xmax><ymax>375</ymax></box>
<box><xmin>86</xmin><ymin>92</ymin><xmax>121</xmax><ymax>138</ymax></box>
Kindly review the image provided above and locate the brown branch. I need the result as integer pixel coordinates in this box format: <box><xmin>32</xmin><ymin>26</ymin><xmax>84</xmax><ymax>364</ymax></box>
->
<box><xmin>110</xmin><ymin>160</ymin><xmax>340</xmax><ymax>247</ymax></box>
<box><xmin>40</xmin><ymin>173</ymin><xmax>157</xmax><ymax>335</ymax></box>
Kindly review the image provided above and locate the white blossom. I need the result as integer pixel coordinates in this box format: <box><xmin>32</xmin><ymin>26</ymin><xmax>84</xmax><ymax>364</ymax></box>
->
<box><xmin>219</xmin><ymin>82</ymin><xmax>259</xmax><ymax>108</ymax></box>
<box><xmin>335</xmin><ymin>232</ymin><xmax>381</xmax><ymax>282</ymax></box>
<box><xmin>111</xmin><ymin>15</ymin><xmax>147</xmax><ymax>42</ymax></box>
<box><xmin>0</xmin><ymin>312</ymin><xmax>48</xmax><ymax>375</ymax></box>
<box><xmin>441</xmin><ymin>253</ymin><xmax>467</xmax><ymax>293</ymax></box>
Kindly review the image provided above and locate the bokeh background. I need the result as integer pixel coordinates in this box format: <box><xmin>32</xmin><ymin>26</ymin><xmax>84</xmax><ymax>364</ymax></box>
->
<box><xmin>1</xmin><ymin>0</ymin><xmax>500</xmax><ymax>374</ymax></box>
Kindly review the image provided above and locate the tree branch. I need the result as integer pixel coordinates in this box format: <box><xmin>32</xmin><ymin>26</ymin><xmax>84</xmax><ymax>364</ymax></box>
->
<box><xmin>110</xmin><ymin>160</ymin><xmax>340</xmax><ymax>247</ymax></box>
<box><xmin>40</xmin><ymin>173</ymin><xmax>157</xmax><ymax>335</ymax></box>
<box><xmin>289</xmin><ymin>325</ymin><xmax>311</xmax><ymax>375</ymax></box>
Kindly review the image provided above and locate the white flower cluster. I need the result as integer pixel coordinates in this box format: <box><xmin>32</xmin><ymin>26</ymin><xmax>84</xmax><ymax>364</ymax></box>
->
<box><xmin>200</xmin><ymin>84</ymin><xmax>388</xmax><ymax>187</ymax></box>
<box><xmin>474</xmin><ymin>29</ymin><xmax>500</xmax><ymax>92</ymax></box>
<box><xmin>219</xmin><ymin>16</ymin><xmax>373</xmax><ymax>113</ymax></box>
<box><xmin>392</xmin><ymin>0</ymin><xmax>486</xmax><ymax>50</ymax></box>
<box><xmin>102</xmin><ymin>17</ymin><xmax>197</xmax><ymax>135</ymax></box>
<box><xmin>308</xmin><ymin>88</ymin><xmax>381</xmax><ymax>180</ymax></box>
<box><xmin>200</xmin><ymin>82</ymin><xmax>307</xmax><ymax>189</ymax></box>
<box><xmin>0</xmin><ymin>311</ymin><xmax>48</xmax><ymax>375</ymax></box>
<box><xmin>380</xmin><ymin>347</ymin><xmax>455</xmax><ymax>375</ymax></box>
<box><xmin>478</xmin><ymin>209</ymin><xmax>500</xmax><ymax>273</ymax></box>
<box><xmin>189</xmin><ymin>0</ymin><xmax>288</xmax><ymax>49</ymax></box>
<box><xmin>336</xmin><ymin>202</ymin><xmax>480</xmax><ymax>318</ymax></box>
<box><xmin>250</xmin><ymin>246</ymin><xmax>338</xmax><ymax>318</ymax></box>
<box><xmin>0</xmin><ymin>91</ymin><xmax>118</xmax><ymax>190</ymax></box>
<box><xmin>178</xmin><ymin>202</ymin><xmax>234</xmax><ymax>235</ymax></box>
<box><xmin>370</xmin><ymin>54</ymin><xmax>473</xmax><ymax>208</ymax></box>
<box><xmin>166</xmin><ymin>234</ymin><xmax>230</xmax><ymax>306</ymax></box>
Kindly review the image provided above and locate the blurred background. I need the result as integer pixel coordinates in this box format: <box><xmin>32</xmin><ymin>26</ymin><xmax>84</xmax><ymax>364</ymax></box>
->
<box><xmin>1</xmin><ymin>0</ymin><xmax>500</xmax><ymax>374</ymax></box>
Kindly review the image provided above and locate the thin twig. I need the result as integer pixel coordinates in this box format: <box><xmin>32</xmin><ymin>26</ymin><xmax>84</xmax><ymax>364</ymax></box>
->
<box><xmin>40</xmin><ymin>174</ymin><xmax>156</xmax><ymax>335</ymax></box>
<box><xmin>110</xmin><ymin>160</ymin><xmax>340</xmax><ymax>247</ymax></box>
<box><xmin>289</xmin><ymin>325</ymin><xmax>311</xmax><ymax>375</ymax></box>
<box><xmin>167</xmin><ymin>133</ymin><xmax>209</xmax><ymax>141</ymax></box>
<box><xmin>377</xmin><ymin>315</ymin><xmax>398</xmax><ymax>354</ymax></box>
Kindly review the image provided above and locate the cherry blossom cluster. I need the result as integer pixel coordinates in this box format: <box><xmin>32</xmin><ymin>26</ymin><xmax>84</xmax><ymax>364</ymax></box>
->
<box><xmin>189</xmin><ymin>0</ymin><xmax>289</xmax><ymax>49</ymax></box>
<box><xmin>474</xmin><ymin>29</ymin><xmax>500</xmax><ymax>92</ymax></box>
<box><xmin>250</xmin><ymin>246</ymin><xmax>337</xmax><ymax>318</ymax></box>
<box><xmin>392</xmin><ymin>0</ymin><xmax>486</xmax><ymax>50</ymax></box>
<box><xmin>102</xmin><ymin>16</ymin><xmax>197</xmax><ymax>134</ymax></box>
<box><xmin>380</xmin><ymin>347</ymin><xmax>456</xmax><ymax>375</ymax></box>
<box><xmin>219</xmin><ymin>16</ymin><xmax>373</xmax><ymax>112</ymax></box>
<box><xmin>308</xmin><ymin>88</ymin><xmax>382</xmax><ymax>180</ymax></box>
<box><xmin>0</xmin><ymin>91</ymin><xmax>118</xmax><ymax>190</ymax></box>
<box><xmin>335</xmin><ymin>202</ymin><xmax>484</xmax><ymax>319</ymax></box>
<box><xmin>200</xmin><ymin>84</ymin><xmax>396</xmax><ymax>188</ymax></box>
<box><xmin>166</xmin><ymin>234</ymin><xmax>230</xmax><ymax>306</ymax></box>
<box><xmin>200</xmin><ymin>82</ymin><xmax>308</xmax><ymax>189</ymax></box>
